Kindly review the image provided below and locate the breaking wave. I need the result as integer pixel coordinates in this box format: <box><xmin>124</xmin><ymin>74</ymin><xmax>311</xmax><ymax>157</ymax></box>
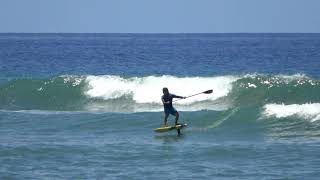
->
<box><xmin>0</xmin><ymin>74</ymin><xmax>319</xmax><ymax>119</ymax></box>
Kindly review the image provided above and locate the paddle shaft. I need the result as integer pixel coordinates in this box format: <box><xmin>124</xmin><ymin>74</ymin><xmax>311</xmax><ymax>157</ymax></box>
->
<box><xmin>173</xmin><ymin>89</ymin><xmax>213</xmax><ymax>102</ymax></box>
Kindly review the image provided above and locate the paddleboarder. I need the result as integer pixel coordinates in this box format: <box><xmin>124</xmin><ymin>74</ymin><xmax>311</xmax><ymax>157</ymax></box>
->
<box><xmin>161</xmin><ymin>87</ymin><xmax>185</xmax><ymax>127</ymax></box>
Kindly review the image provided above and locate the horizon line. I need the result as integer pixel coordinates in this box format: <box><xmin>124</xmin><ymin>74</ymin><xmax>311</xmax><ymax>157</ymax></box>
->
<box><xmin>0</xmin><ymin>32</ymin><xmax>320</xmax><ymax>34</ymax></box>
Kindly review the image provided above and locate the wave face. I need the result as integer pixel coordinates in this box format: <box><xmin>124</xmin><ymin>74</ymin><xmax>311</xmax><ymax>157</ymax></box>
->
<box><xmin>1</xmin><ymin>74</ymin><xmax>320</xmax><ymax>121</ymax></box>
<box><xmin>0</xmin><ymin>76</ymin><xmax>86</xmax><ymax>111</ymax></box>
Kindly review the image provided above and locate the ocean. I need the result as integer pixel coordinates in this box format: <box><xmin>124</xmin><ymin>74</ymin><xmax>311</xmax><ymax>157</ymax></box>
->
<box><xmin>0</xmin><ymin>33</ymin><xmax>320</xmax><ymax>179</ymax></box>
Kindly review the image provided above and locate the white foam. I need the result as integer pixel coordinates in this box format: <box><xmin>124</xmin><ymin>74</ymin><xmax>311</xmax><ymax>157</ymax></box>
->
<box><xmin>263</xmin><ymin>103</ymin><xmax>320</xmax><ymax>122</ymax></box>
<box><xmin>244</xmin><ymin>73</ymin><xmax>308</xmax><ymax>80</ymax></box>
<box><xmin>275</xmin><ymin>73</ymin><xmax>308</xmax><ymax>80</ymax></box>
<box><xmin>84</xmin><ymin>75</ymin><xmax>238</xmax><ymax>105</ymax></box>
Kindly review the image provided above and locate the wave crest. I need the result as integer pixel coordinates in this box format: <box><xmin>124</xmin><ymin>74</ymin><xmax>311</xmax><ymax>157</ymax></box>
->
<box><xmin>84</xmin><ymin>75</ymin><xmax>237</xmax><ymax>104</ymax></box>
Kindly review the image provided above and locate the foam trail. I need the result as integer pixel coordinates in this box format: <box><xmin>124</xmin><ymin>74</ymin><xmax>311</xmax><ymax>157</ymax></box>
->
<box><xmin>85</xmin><ymin>75</ymin><xmax>238</xmax><ymax>105</ymax></box>
<box><xmin>262</xmin><ymin>103</ymin><xmax>320</xmax><ymax>122</ymax></box>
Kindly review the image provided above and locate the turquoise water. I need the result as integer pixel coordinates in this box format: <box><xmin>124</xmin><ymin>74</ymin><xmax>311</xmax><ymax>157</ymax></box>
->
<box><xmin>1</xmin><ymin>34</ymin><xmax>320</xmax><ymax>179</ymax></box>
<box><xmin>2</xmin><ymin>110</ymin><xmax>320</xmax><ymax>179</ymax></box>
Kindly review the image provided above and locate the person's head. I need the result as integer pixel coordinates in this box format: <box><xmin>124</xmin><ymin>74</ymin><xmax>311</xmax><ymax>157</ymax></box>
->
<box><xmin>162</xmin><ymin>87</ymin><xmax>169</xmax><ymax>95</ymax></box>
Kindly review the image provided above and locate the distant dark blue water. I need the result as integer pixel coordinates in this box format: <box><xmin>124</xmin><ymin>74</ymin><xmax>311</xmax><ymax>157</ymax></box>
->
<box><xmin>1</xmin><ymin>33</ymin><xmax>319</xmax><ymax>79</ymax></box>
<box><xmin>1</xmin><ymin>33</ymin><xmax>320</xmax><ymax>179</ymax></box>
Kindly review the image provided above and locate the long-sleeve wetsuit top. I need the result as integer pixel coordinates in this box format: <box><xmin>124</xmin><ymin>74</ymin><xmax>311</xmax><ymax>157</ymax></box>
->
<box><xmin>161</xmin><ymin>94</ymin><xmax>183</xmax><ymax>108</ymax></box>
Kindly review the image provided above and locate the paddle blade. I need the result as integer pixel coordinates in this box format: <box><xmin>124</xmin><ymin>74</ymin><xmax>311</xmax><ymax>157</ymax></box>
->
<box><xmin>203</xmin><ymin>90</ymin><xmax>213</xmax><ymax>94</ymax></box>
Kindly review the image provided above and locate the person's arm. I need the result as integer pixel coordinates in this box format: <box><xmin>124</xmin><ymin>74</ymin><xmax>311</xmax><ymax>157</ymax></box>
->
<box><xmin>171</xmin><ymin>94</ymin><xmax>186</xmax><ymax>99</ymax></box>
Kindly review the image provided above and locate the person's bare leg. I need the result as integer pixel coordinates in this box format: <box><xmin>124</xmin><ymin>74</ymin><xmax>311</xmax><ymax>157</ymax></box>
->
<box><xmin>175</xmin><ymin>112</ymin><xmax>181</xmax><ymax>135</ymax></box>
<box><xmin>164</xmin><ymin>114</ymin><xmax>169</xmax><ymax>126</ymax></box>
<box><xmin>175</xmin><ymin>112</ymin><xmax>179</xmax><ymax>125</ymax></box>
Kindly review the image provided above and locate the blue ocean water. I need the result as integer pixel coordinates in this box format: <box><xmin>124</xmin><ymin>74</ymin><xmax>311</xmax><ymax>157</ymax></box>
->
<box><xmin>1</xmin><ymin>33</ymin><xmax>320</xmax><ymax>179</ymax></box>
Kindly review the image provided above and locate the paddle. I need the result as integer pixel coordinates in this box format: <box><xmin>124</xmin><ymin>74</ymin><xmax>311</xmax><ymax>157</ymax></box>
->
<box><xmin>173</xmin><ymin>89</ymin><xmax>213</xmax><ymax>102</ymax></box>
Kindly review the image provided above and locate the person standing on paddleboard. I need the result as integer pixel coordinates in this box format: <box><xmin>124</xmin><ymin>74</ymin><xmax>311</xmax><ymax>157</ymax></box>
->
<box><xmin>161</xmin><ymin>87</ymin><xmax>185</xmax><ymax>127</ymax></box>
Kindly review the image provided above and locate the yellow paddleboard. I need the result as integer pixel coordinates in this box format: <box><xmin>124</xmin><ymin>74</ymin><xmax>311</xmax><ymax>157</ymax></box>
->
<box><xmin>154</xmin><ymin>123</ymin><xmax>188</xmax><ymax>133</ymax></box>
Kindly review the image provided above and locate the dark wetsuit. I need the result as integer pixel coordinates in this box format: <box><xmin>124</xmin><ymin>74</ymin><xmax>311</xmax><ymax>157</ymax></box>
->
<box><xmin>161</xmin><ymin>94</ymin><xmax>183</xmax><ymax>115</ymax></box>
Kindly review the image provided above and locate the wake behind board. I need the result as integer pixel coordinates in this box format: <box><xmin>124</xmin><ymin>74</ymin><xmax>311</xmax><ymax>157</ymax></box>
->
<box><xmin>154</xmin><ymin>123</ymin><xmax>188</xmax><ymax>133</ymax></box>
